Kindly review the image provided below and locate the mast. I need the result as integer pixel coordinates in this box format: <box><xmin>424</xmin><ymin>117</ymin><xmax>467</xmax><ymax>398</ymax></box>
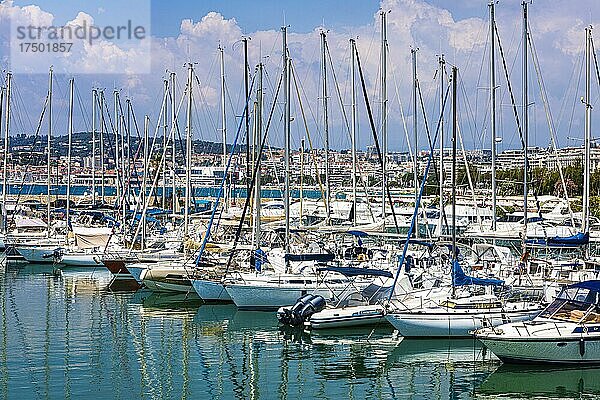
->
<box><xmin>243</xmin><ymin>37</ymin><xmax>251</xmax><ymax>199</ymax></box>
<box><xmin>381</xmin><ymin>11</ymin><xmax>388</xmax><ymax>228</ymax></box>
<box><xmin>438</xmin><ymin>55</ymin><xmax>445</xmax><ymax>237</ymax></box>
<box><xmin>184</xmin><ymin>63</ymin><xmax>194</xmax><ymax>239</ymax></box>
<box><xmin>320</xmin><ymin>30</ymin><xmax>331</xmax><ymax>224</ymax></box>
<box><xmin>350</xmin><ymin>39</ymin><xmax>358</xmax><ymax>226</ymax></box>
<box><xmin>522</xmin><ymin>1</ymin><xmax>529</xmax><ymax>251</ymax></box>
<box><xmin>142</xmin><ymin>115</ymin><xmax>149</xmax><ymax>250</ymax></box>
<box><xmin>300</xmin><ymin>138</ymin><xmax>305</xmax><ymax>223</ymax></box>
<box><xmin>91</xmin><ymin>88</ymin><xmax>96</xmax><ymax>207</ymax></box>
<box><xmin>282</xmin><ymin>26</ymin><xmax>291</xmax><ymax>265</ymax></box>
<box><xmin>489</xmin><ymin>1</ymin><xmax>498</xmax><ymax>231</ymax></box>
<box><xmin>47</xmin><ymin>68</ymin><xmax>53</xmax><ymax>238</ymax></box>
<box><xmin>583</xmin><ymin>26</ymin><xmax>592</xmax><ymax>235</ymax></box>
<box><xmin>253</xmin><ymin>62</ymin><xmax>263</xmax><ymax>248</ymax></box>
<box><xmin>0</xmin><ymin>86</ymin><xmax>4</xmax><ymax>232</ymax></box>
<box><xmin>100</xmin><ymin>90</ymin><xmax>105</xmax><ymax>204</ymax></box>
<box><xmin>162</xmin><ymin>79</ymin><xmax>168</xmax><ymax>209</ymax></box>
<box><xmin>219</xmin><ymin>45</ymin><xmax>228</xmax><ymax>212</ymax></box>
<box><xmin>451</xmin><ymin>66</ymin><xmax>458</xmax><ymax>295</ymax></box>
<box><xmin>411</xmin><ymin>48</ymin><xmax>419</xmax><ymax>238</ymax></box>
<box><xmin>126</xmin><ymin>98</ymin><xmax>131</xmax><ymax>215</ymax></box>
<box><xmin>170</xmin><ymin>72</ymin><xmax>177</xmax><ymax>217</ymax></box>
<box><xmin>66</xmin><ymin>78</ymin><xmax>74</xmax><ymax>234</ymax></box>
<box><xmin>113</xmin><ymin>90</ymin><xmax>121</xmax><ymax>225</ymax></box>
<box><xmin>2</xmin><ymin>72</ymin><xmax>11</xmax><ymax>209</ymax></box>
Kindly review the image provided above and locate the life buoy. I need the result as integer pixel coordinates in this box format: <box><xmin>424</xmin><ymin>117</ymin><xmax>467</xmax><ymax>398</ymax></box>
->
<box><xmin>357</xmin><ymin>253</ymin><xmax>367</xmax><ymax>262</ymax></box>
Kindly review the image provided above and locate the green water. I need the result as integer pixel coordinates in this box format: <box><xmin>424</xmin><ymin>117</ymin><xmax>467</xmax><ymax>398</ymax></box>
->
<box><xmin>0</xmin><ymin>262</ymin><xmax>599</xmax><ymax>399</ymax></box>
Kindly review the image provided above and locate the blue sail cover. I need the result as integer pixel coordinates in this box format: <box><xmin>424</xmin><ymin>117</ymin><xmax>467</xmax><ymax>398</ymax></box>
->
<box><xmin>527</xmin><ymin>232</ymin><xmax>589</xmax><ymax>247</ymax></box>
<box><xmin>317</xmin><ymin>266</ymin><xmax>393</xmax><ymax>278</ymax></box>
<box><xmin>452</xmin><ymin>259</ymin><xmax>504</xmax><ymax>287</ymax></box>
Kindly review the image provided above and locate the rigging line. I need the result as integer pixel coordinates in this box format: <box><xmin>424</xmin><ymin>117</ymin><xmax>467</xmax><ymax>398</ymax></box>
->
<box><xmin>554</xmin><ymin>42</ymin><xmax>583</xmax><ymax>137</ymax></box>
<box><xmin>355</xmin><ymin>42</ymin><xmax>400</xmax><ymax>233</ymax></box>
<box><xmin>567</xmin><ymin>53</ymin><xmax>584</xmax><ymax>144</ymax></box>
<box><xmin>527</xmin><ymin>23</ymin><xmax>575</xmax><ymax>226</ymax></box>
<box><xmin>495</xmin><ymin>21</ymin><xmax>525</xmax><ymax>149</ymax></box>
<box><xmin>219</xmin><ymin>67</ymin><xmax>284</xmax><ymax>274</ymax></box>
<box><xmin>192</xmin><ymin>72</ymin><xmax>257</xmax><ymax>268</ymax></box>
<box><xmin>591</xmin><ymin>37</ymin><xmax>600</xmax><ymax>92</ymax></box>
<box><xmin>290</xmin><ymin>61</ymin><xmax>327</xmax><ymax>201</ymax></box>
<box><xmin>128</xmin><ymin>81</ymin><xmax>187</xmax><ymax>252</ymax></box>
<box><xmin>10</xmin><ymin>93</ymin><xmax>49</xmax><ymax>216</ymax></box>
<box><xmin>417</xmin><ymin>80</ymin><xmax>451</xmax><ymax>232</ymax></box>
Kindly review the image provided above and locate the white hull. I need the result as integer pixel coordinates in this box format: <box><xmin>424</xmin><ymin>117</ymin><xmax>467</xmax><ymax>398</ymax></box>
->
<box><xmin>226</xmin><ymin>284</ymin><xmax>340</xmax><ymax>310</ymax></box>
<box><xmin>15</xmin><ymin>246</ymin><xmax>61</xmax><ymax>263</ymax></box>
<box><xmin>59</xmin><ymin>254</ymin><xmax>103</xmax><ymax>267</ymax></box>
<box><xmin>143</xmin><ymin>279</ymin><xmax>193</xmax><ymax>294</ymax></box>
<box><xmin>126</xmin><ymin>264</ymin><xmax>148</xmax><ymax>284</ymax></box>
<box><xmin>142</xmin><ymin>265</ymin><xmax>194</xmax><ymax>294</ymax></box>
<box><xmin>386</xmin><ymin>309</ymin><xmax>541</xmax><ymax>337</ymax></box>
<box><xmin>478</xmin><ymin>336</ymin><xmax>600</xmax><ymax>364</ymax></box>
<box><xmin>309</xmin><ymin>305</ymin><xmax>387</xmax><ymax>329</ymax></box>
<box><xmin>191</xmin><ymin>279</ymin><xmax>231</xmax><ymax>302</ymax></box>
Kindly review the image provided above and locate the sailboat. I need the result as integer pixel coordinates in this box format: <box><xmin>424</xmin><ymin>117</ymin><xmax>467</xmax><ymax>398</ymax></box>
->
<box><xmin>385</xmin><ymin>65</ymin><xmax>543</xmax><ymax>338</ymax></box>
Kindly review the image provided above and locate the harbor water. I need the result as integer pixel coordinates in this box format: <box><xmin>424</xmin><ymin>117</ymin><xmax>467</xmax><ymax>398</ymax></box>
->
<box><xmin>1</xmin><ymin>262</ymin><xmax>599</xmax><ymax>399</ymax></box>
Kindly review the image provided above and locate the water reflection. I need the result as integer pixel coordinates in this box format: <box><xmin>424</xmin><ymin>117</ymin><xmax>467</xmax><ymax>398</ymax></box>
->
<box><xmin>476</xmin><ymin>364</ymin><xmax>600</xmax><ymax>398</ymax></box>
<box><xmin>0</xmin><ymin>262</ymin><xmax>588</xmax><ymax>399</ymax></box>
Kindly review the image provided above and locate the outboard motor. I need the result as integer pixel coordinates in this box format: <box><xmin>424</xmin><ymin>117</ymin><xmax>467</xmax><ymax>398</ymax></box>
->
<box><xmin>277</xmin><ymin>294</ymin><xmax>314</xmax><ymax>326</ymax></box>
<box><xmin>298</xmin><ymin>295</ymin><xmax>326</xmax><ymax>322</ymax></box>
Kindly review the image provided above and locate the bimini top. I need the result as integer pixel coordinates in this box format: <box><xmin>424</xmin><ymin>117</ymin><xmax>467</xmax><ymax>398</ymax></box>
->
<box><xmin>568</xmin><ymin>280</ymin><xmax>600</xmax><ymax>292</ymax></box>
<box><xmin>317</xmin><ymin>266</ymin><xmax>393</xmax><ymax>278</ymax></box>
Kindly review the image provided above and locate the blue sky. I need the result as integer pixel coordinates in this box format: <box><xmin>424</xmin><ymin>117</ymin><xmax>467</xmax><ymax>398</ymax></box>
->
<box><xmin>2</xmin><ymin>0</ymin><xmax>600</xmax><ymax>153</ymax></box>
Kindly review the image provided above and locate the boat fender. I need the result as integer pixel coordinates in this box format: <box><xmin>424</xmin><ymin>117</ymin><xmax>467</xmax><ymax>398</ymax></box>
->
<box><xmin>579</xmin><ymin>338</ymin><xmax>585</xmax><ymax>357</ymax></box>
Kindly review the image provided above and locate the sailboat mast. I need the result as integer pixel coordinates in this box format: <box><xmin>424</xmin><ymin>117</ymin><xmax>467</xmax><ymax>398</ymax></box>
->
<box><xmin>219</xmin><ymin>45</ymin><xmax>228</xmax><ymax>212</ymax></box>
<box><xmin>114</xmin><ymin>90</ymin><xmax>121</xmax><ymax>226</ymax></box>
<box><xmin>381</xmin><ymin>11</ymin><xmax>388</xmax><ymax>228</ymax></box>
<box><xmin>170</xmin><ymin>72</ymin><xmax>176</xmax><ymax>218</ymax></box>
<box><xmin>411</xmin><ymin>49</ymin><xmax>419</xmax><ymax>238</ymax></box>
<box><xmin>438</xmin><ymin>55</ymin><xmax>445</xmax><ymax>237</ymax></box>
<box><xmin>320</xmin><ymin>30</ymin><xmax>331</xmax><ymax>224</ymax></box>
<box><xmin>0</xmin><ymin>86</ymin><xmax>4</xmax><ymax>232</ymax></box>
<box><xmin>253</xmin><ymin>62</ymin><xmax>263</xmax><ymax>248</ymax></box>
<box><xmin>452</xmin><ymin>66</ymin><xmax>458</xmax><ymax>265</ymax></box>
<box><xmin>282</xmin><ymin>26</ymin><xmax>291</xmax><ymax>266</ymax></box>
<box><xmin>451</xmin><ymin>66</ymin><xmax>458</xmax><ymax>297</ymax></box>
<box><xmin>2</xmin><ymin>72</ymin><xmax>11</xmax><ymax>208</ymax></box>
<box><xmin>142</xmin><ymin>115</ymin><xmax>149</xmax><ymax>250</ymax></box>
<box><xmin>47</xmin><ymin>68</ymin><xmax>53</xmax><ymax>238</ymax></box>
<box><xmin>100</xmin><ymin>90</ymin><xmax>105</xmax><ymax>204</ymax></box>
<box><xmin>91</xmin><ymin>88</ymin><xmax>96</xmax><ymax>207</ymax></box>
<box><xmin>350</xmin><ymin>39</ymin><xmax>358</xmax><ymax>226</ymax></box>
<box><xmin>583</xmin><ymin>26</ymin><xmax>592</xmax><ymax>235</ymax></box>
<box><xmin>489</xmin><ymin>1</ymin><xmax>498</xmax><ymax>231</ymax></box>
<box><xmin>162</xmin><ymin>79</ymin><xmax>168</xmax><ymax>209</ymax></box>
<box><xmin>184</xmin><ymin>63</ymin><xmax>193</xmax><ymax>239</ymax></box>
<box><xmin>243</xmin><ymin>37</ymin><xmax>251</xmax><ymax>198</ymax></box>
<box><xmin>66</xmin><ymin>78</ymin><xmax>74</xmax><ymax>233</ymax></box>
<box><xmin>522</xmin><ymin>1</ymin><xmax>529</xmax><ymax>251</ymax></box>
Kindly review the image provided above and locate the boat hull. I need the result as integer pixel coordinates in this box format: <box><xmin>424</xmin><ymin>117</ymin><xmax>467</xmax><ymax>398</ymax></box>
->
<box><xmin>386</xmin><ymin>309</ymin><xmax>541</xmax><ymax>337</ymax></box>
<box><xmin>309</xmin><ymin>305</ymin><xmax>387</xmax><ymax>329</ymax></box>
<box><xmin>225</xmin><ymin>284</ymin><xmax>339</xmax><ymax>310</ymax></box>
<box><xmin>191</xmin><ymin>279</ymin><xmax>232</xmax><ymax>302</ymax></box>
<box><xmin>478</xmin><ymin>336</ymin><xmax>600</xmax><ymax>364</ymax></box>
<box><xmin>15</xmin><ymin>246</ymin><xmax>60</xmax><ymax>263</ymax></box>
<box><xmin>59</xmin><ymin>254</ymin><xmax>103</xmax><ymax>267</ymax></box>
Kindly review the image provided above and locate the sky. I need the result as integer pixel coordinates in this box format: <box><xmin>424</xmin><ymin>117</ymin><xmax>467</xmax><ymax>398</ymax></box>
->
<box><xmin>0</xmin><ymin>0</ymin><xmax>599</xmax><ymax>153</ymax></box>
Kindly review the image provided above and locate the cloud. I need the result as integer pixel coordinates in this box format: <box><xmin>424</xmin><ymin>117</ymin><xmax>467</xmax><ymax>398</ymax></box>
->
<box><xmin>0</xmin><ymin>0</ymin><xmax>597</xmax><ymax>152</ymax></box>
